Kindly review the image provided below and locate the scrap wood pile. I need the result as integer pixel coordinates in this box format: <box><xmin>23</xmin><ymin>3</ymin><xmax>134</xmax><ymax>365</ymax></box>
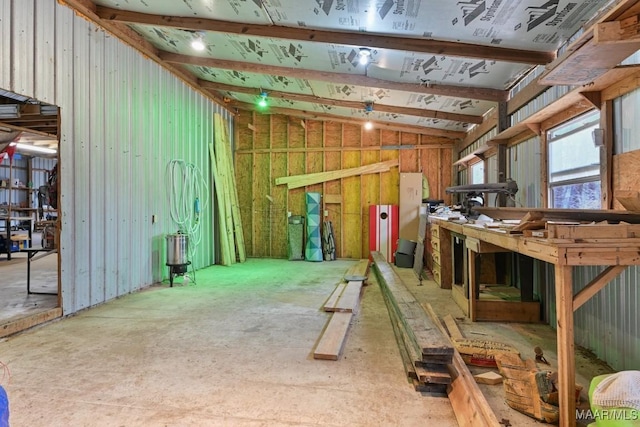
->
<box><xmin>371</xmin><ymin>251</ymin><xmax>454</xmax><ymax>394</ymax></box>
<box><xmin>313</xmin><ymin>260</ymin><xmax>369</xmax><ymax>361</ymax></box>
<box><xmin>474</xmin><ymin>207</ymin><xmax>640</xmax><ymax>240</ymax></box>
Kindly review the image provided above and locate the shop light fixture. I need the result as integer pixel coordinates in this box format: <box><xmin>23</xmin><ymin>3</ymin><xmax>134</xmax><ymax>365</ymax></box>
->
<box><xmin>10</xmin><ymin>142</ymin><xmax>56</xmax><ymax>154</ymax></box>
<box><xmin>257</xmin><ymin>91</ymin><xmax>268</xmax><ymax>109</ymax></box>
<box><xmin>359</xmin><ymin>48</ymin><xmax>372</xmax><ymax>65</ymax></box>
<box><xmin>191</xmin><ymin>32</ymin><xmax>206</xmax><ymax>51</ymax></box>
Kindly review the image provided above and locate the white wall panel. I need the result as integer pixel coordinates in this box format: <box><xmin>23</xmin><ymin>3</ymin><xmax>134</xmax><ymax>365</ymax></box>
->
<box><xmin>1</xmin><ymin>0</ymin><xmax>230</xmax><ymax>315</ymax></box>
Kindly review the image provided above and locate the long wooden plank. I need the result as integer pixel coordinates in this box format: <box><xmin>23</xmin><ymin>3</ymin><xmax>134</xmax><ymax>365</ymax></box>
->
<box><xmin>313</xmin><ymin>312</ymin><xmax>353</xmax><ymax>360</ymax></box>
<box><xmin>422</xmin><ymin>303</ymin><xmax>501</xmax><ymax>427</ymax></box>
<box><xmin>333</xmin><ymin>281</ymin><xmax>363</xmax><ymax>313</ymax></box>
<box><xmin>0</xmin><ymin>308</ymin><xmax>62</xmax><ymax>338</ymax></box>
<box><xmin>216</xmin><ymin>114</ymin><xmax>246</xmax><ymax>262</ymax></box>
<box><xmin>372</xmin><ymin>251</ymin><xmax>454</xmax><ymax>362</ymax></box>
<box><xmin>209</xmin><ymin>143</ymin><xmax>232</xmax><ymax>265</ymax></box>
<box><xmin>214</xmin><ymin>117</ymin><xmax>237</xmax><ymax>264</ymax></box>
<box><xmin>474</xmin><ymin>207</ymin><xmax>640</xmax><ymax>223</ymax></box>
<box><xmin>323</xmin><ymin>282</ymin><xmax>347</xmax><ymax>312</ymax></box>
<box><xmin>442</xmin><ymin>314</ymin><xmax>464</xmax><ymax>340</ymax></box>
<box><xmin>275</xmin><ymin>159</ymin><xmax>398</xmax><ymax>189</ymax></box>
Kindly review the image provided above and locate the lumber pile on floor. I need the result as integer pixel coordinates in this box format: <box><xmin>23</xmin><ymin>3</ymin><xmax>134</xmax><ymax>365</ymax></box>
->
<box><xmin>313</xmin><ymin>260</ymin><xmax>369</xmax><ymax>360</ymax></box>
<box><xmin>422</xmin><ymin>303</ymin><xmax>501</xmax><ymax>427</ymax></box>
<box><xmin>209</xmin><ymin>113</ymin><xmax>246</xmax><ymax>265</ymax></box>
<box><xmin>371</xmin><ymin>251</ymin><xmax>453</xmax><ymax>394</ymax></box>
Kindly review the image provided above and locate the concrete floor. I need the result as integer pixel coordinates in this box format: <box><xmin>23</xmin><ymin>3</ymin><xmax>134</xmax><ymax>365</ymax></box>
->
<box><xmin>0</xmin><ymin>258</ymin><xmax>613</xmax><ymax>426</ymax></box>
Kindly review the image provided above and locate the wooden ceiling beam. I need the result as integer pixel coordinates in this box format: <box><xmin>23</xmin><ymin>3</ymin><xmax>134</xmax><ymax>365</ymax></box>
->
<box><xmin>96</xmin><ymin>6</ymin><xmax>553</xmax><ymax>65</ymax></box>
<box><xmin>199</xmin><ymin>80</ymin><xmax>483</xmax><ymax>124</ymax></box>
<box><xmin>231</xmin><ymin>101</ymin><xmax>464</xmax><ymax>140</ymax></box>
<box><xmin>160</xmin><ymin>51</ymin><xmax>507</xmax><ymax>102</ymax></box>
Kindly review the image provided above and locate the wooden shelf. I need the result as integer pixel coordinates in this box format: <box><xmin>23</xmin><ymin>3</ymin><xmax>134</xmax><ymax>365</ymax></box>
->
<box><xmin>494</xmin><ymin>65</ymin><xmax>640</xmax><ymax>145</ymax></box>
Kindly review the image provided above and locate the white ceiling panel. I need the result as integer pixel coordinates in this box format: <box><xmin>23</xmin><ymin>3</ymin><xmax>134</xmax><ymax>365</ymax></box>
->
<box><xmin>262</xmin><ymin>0</ymin><xmax>609</xmax><ymax>51</ymax></box>
<box><xmin>94</xmin><ymin>0</ymin><xmax>270</xmax><ymax>23</ymax></box>
<box><xmin>307</xmin><ymin>82</ymin><xmax>493</xmax><ymax>115</ymax></box>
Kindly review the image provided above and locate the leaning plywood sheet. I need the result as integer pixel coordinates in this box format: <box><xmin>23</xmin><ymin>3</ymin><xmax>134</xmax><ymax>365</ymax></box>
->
<box><xmin>313</xmin><ymin>312</ymin><xmax>353</xmax><ymax>361</ymax></box>
<box><xmin>275</xmin><ymin>159</ymin><xmax>398</xmax><ymax>189</ymax></box>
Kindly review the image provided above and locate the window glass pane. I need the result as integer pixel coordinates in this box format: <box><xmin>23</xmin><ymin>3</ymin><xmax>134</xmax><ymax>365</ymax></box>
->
<box><xmin>551</xmin><ymin>181</ymin><xmax>601</xmax><ymax>209</ymax></box>
<box><xmin>548</xmin><ymin>112</ymin><xmax>600</xmax><ymax>184</ymax></box>
<box><xmin>470</xmin><ymin>161</ymin><xmax>484</xmax><ymax>184</ymax></box>
<box><xmin>613</xmin><ymin>88</ymin><xmax>640</xmax><ymax>153</ymax></box>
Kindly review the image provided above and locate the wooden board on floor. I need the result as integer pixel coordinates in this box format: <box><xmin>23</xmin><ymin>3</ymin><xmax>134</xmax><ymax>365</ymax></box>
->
<box><xmin>344</xmin><ymin>259</ymin><xmax>370</xmax><ymax>282</ymax></box>
<box><xmin>314</xmin><ymin>312</ymin><xmax>353</xmax><ymax>360</ymax></box>
<box><xmin>333</xmin><ymin>281</ymin><xmax>363</xmax><ymax>313</ymax></box>
<box><xmin>474</xmin><ymin>371</ymin><xmax>503</xmax><ymax>385</ymax></box>
<box><xmin>422</xmin><ymin>303</ymin><xmax>501</xmax><ymax>427</ymax></box>
<box><xmin>323</xmin><ymin>282</ymin><xmax>346</xmax><ymax>312</ymax></box>
<box><xmin>442</xmin><ymin>314</ymin><xmax>465</xmax><ymax>340</ymax></box>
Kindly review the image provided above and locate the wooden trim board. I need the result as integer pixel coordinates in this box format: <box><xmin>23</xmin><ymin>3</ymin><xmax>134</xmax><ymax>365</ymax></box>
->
<box><xmin>0</xmin><ymin>308</ymin><xmax>62</xmax><ymax>338</ymax></box>
<box><xmin>313</xmin><ymin>312</ymin><xmax>353</xmax><ymax>360</ymax></box>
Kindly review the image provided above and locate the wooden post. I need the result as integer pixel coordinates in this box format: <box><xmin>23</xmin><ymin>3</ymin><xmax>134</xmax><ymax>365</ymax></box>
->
<box><xmin>518</xmin><ymin>254</ymin><xmax>535</xmax><ymax>302</ymax></box>
<box><xmin>468</xmin><ymin>248</ymin><xmax>478</xmax><ymax>322</ymax></box>
<box><xmin>540</xmin><ymin>131</ymin><xmax>549</xmax><ymax>208</ymax></box>
<box><xmin>555</xmin><ymin>264</ymin><xmax>576</xmax><ymax>427</ymax></box>
<box><xmin>600</xmin><ymin>100</ymin><xmax>613</xmax><ymax>209</ymax></box>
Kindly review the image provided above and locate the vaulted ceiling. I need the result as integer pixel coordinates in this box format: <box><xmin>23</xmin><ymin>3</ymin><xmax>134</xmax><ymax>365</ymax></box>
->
<box><xmin>22</xmin><ymin>1</ymin><xmax>640</xmax><ymax>142</ymax></box>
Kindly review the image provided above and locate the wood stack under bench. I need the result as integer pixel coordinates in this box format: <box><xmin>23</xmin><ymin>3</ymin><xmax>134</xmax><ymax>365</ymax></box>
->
<box><xmin>372</xmin><ymin>251</ymin><xmax>454</xmax><ymax>394</ymax></box>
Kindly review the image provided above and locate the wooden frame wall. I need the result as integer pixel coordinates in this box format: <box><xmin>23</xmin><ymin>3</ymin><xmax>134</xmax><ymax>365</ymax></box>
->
<box><xmin>235</xmin><ymin>112</ymin><xmax>454</xmax><ymax>259</ymax></box>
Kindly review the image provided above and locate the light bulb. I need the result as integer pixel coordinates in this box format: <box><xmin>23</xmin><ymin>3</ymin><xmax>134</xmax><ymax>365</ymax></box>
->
<box><xmin>364</xmin><ymin>121</ymin><xmax>373</xmax><ymax>130</ymax></box>
<box><xmin>191</xmin><ymin>36</ymin><xmax>205</xmax><ymax>51</ymax></box>
<box><xmin>359</xmin><ymin>48</ymin><xmax>371</xmax><ymax>65</ymax></box>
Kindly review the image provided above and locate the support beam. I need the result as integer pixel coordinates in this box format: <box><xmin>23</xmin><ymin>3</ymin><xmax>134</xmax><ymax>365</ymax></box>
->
<box><xmin>96</xmin><ymin>6</ymin><xmax>554</xmax><ymax>65</ymax></box>
<box><xmin>160</xmin><ymin>51</ymin><xmax>508</xmax><ymax>102</ymax></box>
<box><xmin>573</xmin><ymin>265</ymin><xmax>626</xmax><ymax>311</ymax></box>
<box><xmin>276</xmin><ymin>159</ymin><xmax>398</xmax><ymax>189</ymax></box>
<box><xmin>199</xmin><ymin>80</ymin><xmax>483</xmax><ymax>124</ymax></box>
<box><xmin>579</xmin><ymin>91</ymin><xmax>602</xmax><ymax>109</ymax></box>
<box><xmin>232</xmin><ymin>102</ymin><xmax>466</xmax><ymax>140</ymax></box>
<box><xmin>555</xmin><ymin>265</ymin><xmax>576</xmax><ymax>427</ymax></box>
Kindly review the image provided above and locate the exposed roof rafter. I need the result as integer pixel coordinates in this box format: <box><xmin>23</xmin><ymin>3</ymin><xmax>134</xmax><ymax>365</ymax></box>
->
<box><xmin>160</xmin><ymin>51</ymin><xmax>508</xmax><ymax>102</ymax></box>
<box><xmin>230</xmin><ymin>100</ymin><xmax>466</xmax><ymax>140</ymax></box>
<box><xmin>198</xmin><ymin>80</ymin><xmax>484</xmax><ymax>124</ymax></box>
<box><xmin>96</xmin><ymin>6</ymin><xmax>554</xmax><ymax>65</ymax></box>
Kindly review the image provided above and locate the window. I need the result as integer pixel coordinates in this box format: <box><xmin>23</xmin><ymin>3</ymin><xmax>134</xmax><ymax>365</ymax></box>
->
<box><xmin>547</xmin><ymin>110</ymin><xmax>601</xmax><ymax>209</ymax></box>
<box><xmin>470</xmin><ymin>161</ymin><xmax>484</xmax><ymax>184</ymax></box>
<box><xmin>613</xmin><ymin>87</ymin><xmax>640</xmax><ymax>153</ymax></box>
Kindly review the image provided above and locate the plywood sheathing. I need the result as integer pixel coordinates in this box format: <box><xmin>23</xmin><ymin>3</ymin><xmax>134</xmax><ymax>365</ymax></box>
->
<box><xmin>235</xmin><ymin>113</ymin><xmax>453</xmax><ymax>258</ymax></box>
<box><xmin>613</xmin><ymin>149</ymin><xmax>640</xmax><ymax>210</ymax></box>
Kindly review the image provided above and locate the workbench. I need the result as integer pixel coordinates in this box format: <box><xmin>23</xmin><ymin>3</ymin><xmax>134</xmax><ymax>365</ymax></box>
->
<box><xmin>1</xmin><ymin>216</ymin><xmax>33</xmax><ymax>260</ymax></box>
<box><xmin>430</xmin><ymin>215</ymin><xmax>640</xmax><ymax>427</ymax></box>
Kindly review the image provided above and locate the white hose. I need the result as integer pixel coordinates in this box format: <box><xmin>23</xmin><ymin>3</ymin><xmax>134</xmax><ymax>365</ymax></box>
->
<box><xmin>165</xmin><ymin>159</ymin><xmax>209</xmax><ymax>260</ymax></box>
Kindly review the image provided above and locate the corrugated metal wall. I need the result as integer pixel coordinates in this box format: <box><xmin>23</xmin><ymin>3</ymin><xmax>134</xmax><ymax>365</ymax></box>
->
<box><xmin>508</xmin><ymin>136</ymin><xmax>542</xmax><ymax>208</ymax></box>
<box><xmin>1</xmin><ymin>0</ymin><xmax>232</xmax><ymax>314</ymax></box>
<box><xmin>545</xmin><ymin>265</ymin><xmax>640</xmax><ymax>371</ymax></box>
